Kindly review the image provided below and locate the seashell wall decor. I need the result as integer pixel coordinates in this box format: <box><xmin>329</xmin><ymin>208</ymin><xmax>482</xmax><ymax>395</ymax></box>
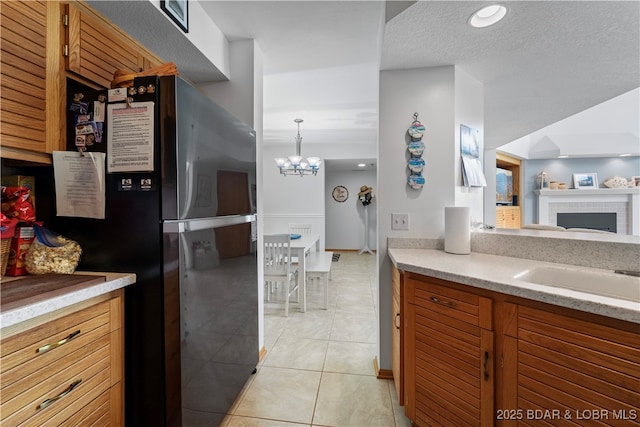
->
<box><xmin>406</xmin><ymin>112</ymin><xmax>426</xmax><ymax>189</ymax></box>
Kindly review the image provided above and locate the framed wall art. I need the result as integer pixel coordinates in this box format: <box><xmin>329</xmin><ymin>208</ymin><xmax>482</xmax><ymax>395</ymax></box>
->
<box><xmin>573</xmin><ymin>172</ymin><xmax>598</xmax><ymax>189</ymax></box>
<box><xmin>161</xmin><ymin>0</ymin><xmax>189</xmax><ymax>33</ymax></box>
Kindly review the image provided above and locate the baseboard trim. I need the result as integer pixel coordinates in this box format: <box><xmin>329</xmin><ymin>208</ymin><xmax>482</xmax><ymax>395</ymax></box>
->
<box><xmin>326</xmin><ymin>248</ymin><xmax>378</xmax><ymax>253</ymax></box>
<box><xmin>373</xmin><ymin>356</ymin><xmax>394</xmax><ymax>380</ymax></box>
<box><xmin>259</xmin><ymin>346</ymin><xmax>267</xmax><ymax>362</ymax></box>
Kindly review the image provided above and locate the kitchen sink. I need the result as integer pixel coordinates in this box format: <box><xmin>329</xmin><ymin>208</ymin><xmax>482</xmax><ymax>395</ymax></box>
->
<box><xmin>514</xmin><ymin>265</ymin><xmax>640</xmax><ymax>303</ymax></box>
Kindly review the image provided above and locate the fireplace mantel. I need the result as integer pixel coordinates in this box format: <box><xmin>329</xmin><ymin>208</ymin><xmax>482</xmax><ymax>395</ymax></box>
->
<box><xmin>536</xmin><ymin>188</ymin><xmax>640</xmax><ymax>235</ymax></box>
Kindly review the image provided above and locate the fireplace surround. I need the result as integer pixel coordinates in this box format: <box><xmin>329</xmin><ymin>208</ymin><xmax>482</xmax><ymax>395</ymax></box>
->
<box><xmin>536</xmin><ymin>188</ymin><xmax>640</xmax><ymax>235</ymax></box>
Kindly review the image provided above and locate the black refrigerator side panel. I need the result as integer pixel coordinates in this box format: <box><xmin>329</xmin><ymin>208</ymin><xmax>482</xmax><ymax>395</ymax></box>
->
<box><xmin>159</xmin><ymin>75</ymin><xmax>178</xmax><ymax>220</ymax></box>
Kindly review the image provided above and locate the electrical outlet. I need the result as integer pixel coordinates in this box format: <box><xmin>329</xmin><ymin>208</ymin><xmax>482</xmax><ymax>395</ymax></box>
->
<box><xmin>392</xmin><ymin>213</ymin><xmax>409</xmax><ymax>230</ymax></box>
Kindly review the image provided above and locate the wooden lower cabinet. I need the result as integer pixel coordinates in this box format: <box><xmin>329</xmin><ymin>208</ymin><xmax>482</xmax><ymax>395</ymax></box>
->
<box><xmin>404</xmin><ymin>274</ymin><xmax>494</xmax><ymax>426</ymax></box>
<box><xmin>496</xmin><ymin>206</ymin><xmax>521</xmax><ymax>229</ymax></box>
<box><xmin>392</xmin><ymin>264</ymin><xmax>404</xmax><ymax>405</ymax></box>
<box><xmin>400</xmin><ymin>272</ymin><xmax>640</xmax><ymax>427</ymax></box>
<box><xmin>0</xmin><ymin>290</ymin><xmax>124</xmax><ymax>426</ymax></box>
<box><xmin>500</xmin><ymin>303</ymin><xmax>640</xmax><ymax>426</ymax></box>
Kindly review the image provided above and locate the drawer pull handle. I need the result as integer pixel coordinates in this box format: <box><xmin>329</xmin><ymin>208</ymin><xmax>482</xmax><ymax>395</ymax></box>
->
<box><xmin>395</xmin><ymin>313</ymin><xmax>401</xmax><ymax>330</ymax></box>
<box><xmin>38</xmin><ymin>379</ymin><xmax>82</xmax><ymax>410</ymax></box>
<box><xmin>37</xmin><ymin>330</ymin><xmax>81</xmax><ymax>354</ymax></box>
<box><xmin>430</xmin><ymin>296</ymin><xmax>454</xmax><ymax>307</ymax></box>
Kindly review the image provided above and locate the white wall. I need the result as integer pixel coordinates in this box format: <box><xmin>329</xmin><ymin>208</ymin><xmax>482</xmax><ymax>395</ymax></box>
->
<box><xmin>454</xmin><ymin>67</ymin><xmax>485</xmax><ymax>224</ymax></box>
<box><xmin>201</xmin><ymin>40</ymin><xmax>258</xmax><ymax>127</ymax></box>
<box><xmin>378</xmin><ymin>65</ymin><xmax>484</xmax><ymax>370</ymax></box>
<box><xmin>150</xmin><ymin>0</ymin><xmax>230</xmax><ymax>78</ymax></box>
<box><xmin>261</xmin><ymin>63</ymin><xmax>379</xmax><ymax>252</ymax></box>
<box><xmin>325</xmin><ymin>168</ymin><xmax>377</xmax><ymax>250</ymax></box>
<box><xmin>262</xmin><ymin>142</ymin><xmax>377</xmax><ymax>252</ymax></box>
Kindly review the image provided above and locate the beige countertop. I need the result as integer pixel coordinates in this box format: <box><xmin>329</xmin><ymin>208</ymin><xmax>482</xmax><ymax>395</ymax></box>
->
<box><xmin>0</xmin><ymin>271</ymin><xmax>136</xmax><ymax>329</ymax></box>
<box><xmin>388</xmin><ymin>248</ymin><xmax>639</xmax><ymax>324</ymax></box>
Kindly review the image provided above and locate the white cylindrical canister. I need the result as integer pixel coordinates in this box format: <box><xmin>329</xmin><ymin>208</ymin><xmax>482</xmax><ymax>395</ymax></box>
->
<box><xmin>444</xmin><ymin>206</ymin><xmax>471</xmax><ymax>255</ymax></box>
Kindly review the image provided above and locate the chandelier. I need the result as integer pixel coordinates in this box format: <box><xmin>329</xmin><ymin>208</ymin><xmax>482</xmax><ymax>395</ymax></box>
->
<box><xmin>274</xmin><ymin>118</ymin><xmax>322</xmax><ymax>176</ymax></box>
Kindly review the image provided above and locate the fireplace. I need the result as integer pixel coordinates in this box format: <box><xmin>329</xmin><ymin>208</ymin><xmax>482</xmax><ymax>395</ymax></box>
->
<box><xmin>535</xmin><ymin>188</ymin><xmax>640</xmax><ymax>235</ymax></box>
<box><xmin>557</xmin><ymin>212</ymin><xmax>617</xmax><ymax>233</ymax></box>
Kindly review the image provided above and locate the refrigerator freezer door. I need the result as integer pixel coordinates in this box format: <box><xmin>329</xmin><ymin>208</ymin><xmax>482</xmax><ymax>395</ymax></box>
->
<box><xmin>174</xmin><ymin>78</ymin><xmax>256</xmax><ymax>220</ymax></box>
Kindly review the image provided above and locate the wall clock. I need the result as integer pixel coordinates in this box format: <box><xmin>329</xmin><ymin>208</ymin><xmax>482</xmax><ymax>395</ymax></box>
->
<box><xmin>332</xmin><ymin>185</ymin><xmax>348</xmax><ymax>202</ymax></box>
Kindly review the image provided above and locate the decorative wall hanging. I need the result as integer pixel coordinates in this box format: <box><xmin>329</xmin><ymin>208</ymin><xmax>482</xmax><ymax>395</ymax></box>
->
<box><xmin>407</xmin><ymin>112</ymin><xmax>426</xmax><ymax>189</ymax></box>
<box><xmin>460</xmin><ymin>124</ymin><xmax>487</xmax><ymax>187</ymax></box>
<box><xmin>358</xmin><ymin>185</ymin><xmax>375</xmax><ymax>255</ymax></box>
<box><xmin>332</xmin><ymin>185</ymin><xmax>348</xmax><ymax>202</ymax></box>
<box><xmin>358</xmin><ymin>185</ymin><xmax>374</xmax><ymax>206</ymax></box>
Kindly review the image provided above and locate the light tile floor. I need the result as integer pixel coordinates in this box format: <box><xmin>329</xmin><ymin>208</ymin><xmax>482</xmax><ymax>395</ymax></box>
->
<box><xmin>221</xmin><ymin>251</ymin><xmax>412</xmax><ymax>427</ymax></box>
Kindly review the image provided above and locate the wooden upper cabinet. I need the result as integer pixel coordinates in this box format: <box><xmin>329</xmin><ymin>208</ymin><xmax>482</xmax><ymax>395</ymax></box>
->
<box><xmin>0</xmin><ymin>1</ymin><xmax>61</xmax><ymax>159</ymax></box>
<box><xmin>64</xmin><ymin>3</ymin><xmax>141</xmax><ymax>88</ymax></box>
<box><xmin>0</xmin><ymin>0</ymin><xmax>164</xmax><ymax>163</ymax></box>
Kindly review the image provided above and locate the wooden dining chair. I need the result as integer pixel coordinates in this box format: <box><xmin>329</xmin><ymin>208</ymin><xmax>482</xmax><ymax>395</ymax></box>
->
<box><xmin>264</xmin><ymin>234</ymin><xmax>299</xmax><ymax>317</ymax></box>
<box><xmin>288</xmin><ymin>223</ymin><xmax>312</xmax><ymax>235</ymax></box>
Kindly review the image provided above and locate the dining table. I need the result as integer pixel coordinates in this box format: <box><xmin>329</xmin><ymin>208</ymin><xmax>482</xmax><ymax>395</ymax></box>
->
<box><xmin>288</xmin><ymin>233</ymin><xmax>320</xmax><ymax>312</ymax></box>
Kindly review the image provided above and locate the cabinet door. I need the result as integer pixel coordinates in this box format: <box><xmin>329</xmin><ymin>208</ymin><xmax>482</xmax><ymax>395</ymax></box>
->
<box><xmin>506</xmin><ymin>306</ymin><xmax>640</xmax><ymax>424</ymax></box>
<box><xmin>406</xmin><ymin>275</ymin><xmax>494</xmax><ymax>426</ymax></box>
<box><xmin>391</xmin><ymin>265</ymin><xmax>404</xmax><ymax>404</ymax></box>
<box><xmin>505</xmin><ymin>208</ymin><xmax>521</xmax><ymax>229</ymax></box>
<box><xmin>0</xmin><ymin>1</ymin><xmax>49</xmax><ymax>154</ymax></box>
<box><xmin>65</xmin><ymin>3</ymin><xmax>141</xmax><ymax>88</ymax></box>
<box><xmin>496</xmin><ymin>208</ymin><xmax>507</xmax><ymax>228</ymax></box>
<box><xmin>511</xmin><ymin>209</ymin><xmax>521</xmax><ymax>228</ymax></box>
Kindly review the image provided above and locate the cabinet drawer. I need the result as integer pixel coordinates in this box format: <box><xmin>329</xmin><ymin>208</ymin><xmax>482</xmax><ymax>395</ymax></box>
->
<box><xmin>1</xmin><ymin>333</ymin><xmax>110</xmax><ymax>405</ymax></box>
<box><xmin>1</xmin><ymin>343</ymin><xmax>110</xmax><ymax>425</ymax></box>
<box><xmin>408</xmin><ymin>276</ymin><xmax>492</xmax><ymax>329</ymax></box>
<box><xmin>1</xmin><ymin>300</ymin><xmax>111</xmax><ymax>373</ymax></box>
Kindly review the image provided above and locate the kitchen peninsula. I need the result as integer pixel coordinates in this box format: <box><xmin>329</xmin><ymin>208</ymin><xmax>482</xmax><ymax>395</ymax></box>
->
<box><xmin>388</xmin><ymin>231</ymin><xmax>639</xmax><ymax>427</ymax></box>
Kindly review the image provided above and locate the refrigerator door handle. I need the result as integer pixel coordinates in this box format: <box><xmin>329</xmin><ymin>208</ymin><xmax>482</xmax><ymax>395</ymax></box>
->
<box><xmin>163</xmin><ymin>214</ymin><xmax>256</xmax><ymax>234</ymax></box>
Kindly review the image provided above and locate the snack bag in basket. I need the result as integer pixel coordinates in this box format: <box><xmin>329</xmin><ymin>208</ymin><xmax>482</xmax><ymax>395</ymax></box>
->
<box><xmin>25</xmin><ymin>225</ymin><xmax>82</xmax><ymax>274</ymax></box>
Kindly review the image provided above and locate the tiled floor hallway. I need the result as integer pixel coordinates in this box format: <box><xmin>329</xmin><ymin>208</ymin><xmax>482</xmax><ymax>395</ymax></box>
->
<box><xmin>221</xmin><ymin>251</ymin><xmax>412</xmax><ymax>426</ymax></box>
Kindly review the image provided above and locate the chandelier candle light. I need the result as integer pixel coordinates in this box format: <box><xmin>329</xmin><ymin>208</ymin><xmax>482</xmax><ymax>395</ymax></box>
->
<box><xmin>275</xmin><ymin>118</ymin><xmax>322</xmax><ymax>176</ymax></box>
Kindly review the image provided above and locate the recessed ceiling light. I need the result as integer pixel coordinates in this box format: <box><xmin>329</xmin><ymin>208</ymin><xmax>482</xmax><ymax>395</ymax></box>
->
<box><xmin>619</xmin><ymin>153</ymin><xmax>632</xmax><ymax>157</ymax></box>
<box><xmin>357</xmin><ymin>163</ymin><xmax>366</xmax><ymax>167</ymax></box>
<box><xmin>469</xmin><ymin>4</ymin><xmax>508</xmax><ymax>28</ymax></box>
<box><xmin>557</xmin><ymin>155</ymin><xmax>569</xmax><ymax>158</ymax></box>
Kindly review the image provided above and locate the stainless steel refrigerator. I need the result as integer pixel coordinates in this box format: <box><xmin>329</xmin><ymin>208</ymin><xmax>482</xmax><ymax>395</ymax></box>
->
<box><xmin>54</xmin><ymin>75</ymin><xmax>258</xmax><ymax>426</ymax></box>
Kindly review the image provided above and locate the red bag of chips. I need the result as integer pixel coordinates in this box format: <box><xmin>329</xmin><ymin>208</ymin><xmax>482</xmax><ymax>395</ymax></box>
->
<box><xmin>1</xmin><ymin>186</ymin><xmax>36</xmax><ymax>223</ymax></box>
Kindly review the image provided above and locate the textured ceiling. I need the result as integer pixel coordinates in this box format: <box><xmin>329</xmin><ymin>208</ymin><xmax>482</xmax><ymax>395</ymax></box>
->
<box><xmin>382</xmin><ymin>1</ymin><xmax>640</xmax><ymax>149</ymax></box>
<box><xmin>90</xmin><ymin>1</ymin><xmax>639</xmax><ymax>152</ymax></box>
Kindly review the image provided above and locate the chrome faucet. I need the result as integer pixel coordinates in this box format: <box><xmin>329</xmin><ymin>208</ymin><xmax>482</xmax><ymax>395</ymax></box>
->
<box><xmin>614</xmin><ymin>270</ymin><xmax>640</xmax><ymax>277</ymax></box>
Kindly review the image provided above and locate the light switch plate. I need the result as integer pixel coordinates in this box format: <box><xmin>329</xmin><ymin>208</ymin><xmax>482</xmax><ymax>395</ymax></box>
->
<box><xmin>392</xmin><ymin>213</ymin><xmax>409</xmax><ymax>230</ymax></box>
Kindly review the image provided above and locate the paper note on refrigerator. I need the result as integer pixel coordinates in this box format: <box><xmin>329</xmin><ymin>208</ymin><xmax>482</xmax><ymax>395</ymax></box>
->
<box><xmin>53</xmin><ymin>151</ymin><xmax>106</xmax><ymax>219</ymax></box>
<box><xmin>107</xmin><ymin>101</ymin><xmax>155</xmax><ymax>172</ymax></box>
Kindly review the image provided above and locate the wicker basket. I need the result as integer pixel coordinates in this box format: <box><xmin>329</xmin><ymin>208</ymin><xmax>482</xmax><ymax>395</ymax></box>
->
<box><xmin>1</xmin><ymin>238</ymin><xmax>11</xmax><ymax>278</ymax></box>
